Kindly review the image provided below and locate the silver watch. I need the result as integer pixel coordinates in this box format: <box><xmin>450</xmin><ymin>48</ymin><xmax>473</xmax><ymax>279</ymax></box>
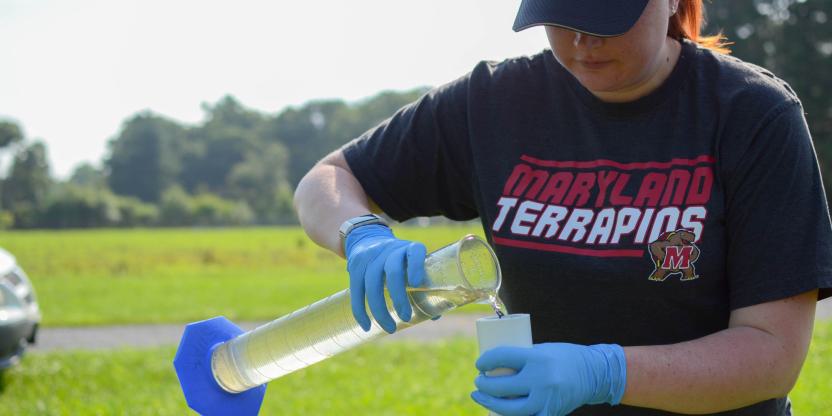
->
<box><xmin>339</xmin><ymin>214</ymin><xmax>389</xmax><ymax>251</ymax></box>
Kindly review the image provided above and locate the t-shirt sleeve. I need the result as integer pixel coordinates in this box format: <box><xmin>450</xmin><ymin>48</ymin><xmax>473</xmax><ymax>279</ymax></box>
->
<box><xmin>724</xmin><ymin>101</ymin><xmax>832</xmax><ymax>310</ymax></box>
<box><xmin>341</xmin><ymin>74</ymin><xmax>478</xmax><ymax>222</ymax></box>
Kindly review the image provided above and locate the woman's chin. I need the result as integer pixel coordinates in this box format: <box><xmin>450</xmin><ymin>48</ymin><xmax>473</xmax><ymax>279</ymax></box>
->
<box><xmin>573</xmin><ymin>75</ymin><xmax>620</xmax><ymax>95</ymax></box>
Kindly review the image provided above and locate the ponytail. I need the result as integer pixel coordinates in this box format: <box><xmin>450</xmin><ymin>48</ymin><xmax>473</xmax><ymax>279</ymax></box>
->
<box><xmin>668</xmin><ymin>0</ymin><xmax>731</xmax><ymax>53</ymax></box>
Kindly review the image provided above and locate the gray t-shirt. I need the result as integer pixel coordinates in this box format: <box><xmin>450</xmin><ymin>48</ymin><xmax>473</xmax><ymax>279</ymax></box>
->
<box><xmin>343</xmin><ymin>40</ymin><xmax>832</xmax><ymax>415</ymax></box>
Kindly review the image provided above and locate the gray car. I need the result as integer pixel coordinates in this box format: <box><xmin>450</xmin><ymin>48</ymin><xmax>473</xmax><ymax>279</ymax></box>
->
<box><xmin>0</xmin><ymin>247</ymin><xmax>41</xmax><ymax>369</ymax></box>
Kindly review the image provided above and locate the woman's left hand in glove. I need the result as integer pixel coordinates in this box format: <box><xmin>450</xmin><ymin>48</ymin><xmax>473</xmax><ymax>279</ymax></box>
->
<box><xmin>471</xmin><ymin>343</ymin><xmax>627</xmax><ymax>416</ymax></box>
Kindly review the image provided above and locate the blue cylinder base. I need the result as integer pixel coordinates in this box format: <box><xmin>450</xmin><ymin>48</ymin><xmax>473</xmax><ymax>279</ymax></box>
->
<box><xmin>174</xmin><ymin>317</ymin><xmax>266</xmax><ymax>416</ymax></box>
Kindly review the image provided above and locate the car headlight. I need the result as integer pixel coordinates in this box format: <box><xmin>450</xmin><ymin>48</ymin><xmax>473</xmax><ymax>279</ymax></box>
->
<box><xmin>2</xmin><ymin>268</ymin><xmax>36</xmax><ymax>306</ymax></box>
<box><xmin>3</xmin><ymin>270</ymin><xmax>22</xmax><ymax>286</ymax></box>
<box><xmin>0</xmin><ymin>282</ymin><xmax>25</xmax><ymax>322</ymax></box>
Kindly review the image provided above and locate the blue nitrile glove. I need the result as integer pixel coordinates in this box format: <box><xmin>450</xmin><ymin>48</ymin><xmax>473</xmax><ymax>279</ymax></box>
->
<box><xmin>471</xmin><ymin>343</ymin><xmax>627</xmax><ymax>416</ymax></box>
<box><xmin>345</xmin><ymin>224</ymin><xmax>428</xmax><ymax>334</ymax></box>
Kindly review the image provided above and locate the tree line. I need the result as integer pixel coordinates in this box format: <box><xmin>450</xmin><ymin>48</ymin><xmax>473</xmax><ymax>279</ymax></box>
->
<box><xmin>0</xmin><ymin>0</ymin><xmax>829</xmax><ymax>229</ymax></box>
<box><xmin>0</xmin><ymin>89</ymin><xmax>426</xmax><ymax>228</ymax></box>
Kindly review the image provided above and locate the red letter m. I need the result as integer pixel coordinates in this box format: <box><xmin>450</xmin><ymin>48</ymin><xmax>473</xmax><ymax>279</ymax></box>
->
<box><xmin>661</xmin><ymin>246</ymin><xmax>694</xmax><ymax>269</ymax></box>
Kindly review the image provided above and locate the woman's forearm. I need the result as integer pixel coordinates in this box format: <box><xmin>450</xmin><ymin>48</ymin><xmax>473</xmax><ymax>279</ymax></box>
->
<box><xmin>622</xmin><ymin>327</ymin><xmax>796</xmax><ymax>413</ymax></box>
<box><xmin>621</xmin><ymin>291</ymin><xmax>816</xmax><ymax>414</ymax></box>
<box><xmin>293</xmin><ymin>152</ymin><xmax>375</xmax><ymax>258</ymax></box>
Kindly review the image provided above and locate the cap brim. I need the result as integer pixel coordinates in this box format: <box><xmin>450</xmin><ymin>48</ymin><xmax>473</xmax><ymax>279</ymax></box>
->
<box><xmin>513</xmin><ymin>0</ymin><xmax>650</xmax><ymax>37</ymax></box>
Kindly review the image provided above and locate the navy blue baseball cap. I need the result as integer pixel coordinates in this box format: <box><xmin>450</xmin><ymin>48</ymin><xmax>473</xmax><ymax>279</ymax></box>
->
<box><xmin>513</xmin><ymin>0</ymin><xmax>650</xmax><ymax>37</ymax></box>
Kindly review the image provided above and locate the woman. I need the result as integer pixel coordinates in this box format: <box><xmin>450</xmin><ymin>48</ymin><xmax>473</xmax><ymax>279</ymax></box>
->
<box><xmin>293</xmin><ymin>0</ymin><xmax>832</xmax><ymax>414</ymax></box>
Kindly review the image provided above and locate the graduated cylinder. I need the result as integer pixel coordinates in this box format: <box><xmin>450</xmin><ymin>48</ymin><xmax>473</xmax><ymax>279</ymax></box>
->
<box><xmin>210</xmin><ymin>234</ymin><xmax>501</xmax><ymax>393</ymax></box>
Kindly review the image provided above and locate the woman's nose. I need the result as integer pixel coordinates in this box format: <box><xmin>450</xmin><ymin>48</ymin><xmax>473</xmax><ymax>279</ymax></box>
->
<box><xmin>573</xmin><ymin>32</ymin><xmax>603</xmax><ymax>49</ymax></box>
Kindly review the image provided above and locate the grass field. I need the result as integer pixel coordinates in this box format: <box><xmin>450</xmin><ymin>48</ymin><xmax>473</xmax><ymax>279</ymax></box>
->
<box><xmin>0</xmin><ymin>321</ymin><xmax>829</xmax><ymax>415</ymax></box>
<box><xmin>0</xmin><ymin>339</ymin><xmax>481</xmax><ymax>415</ymax></box>
<box><xmin>0</xmin><ymin>226</ymin><xmax>486</xmax><ymax>326</ymax></box>
<box><xmin>0</xmin><ymin>227</ymin><xmax>829</xmax><ymax>414</ymax></box>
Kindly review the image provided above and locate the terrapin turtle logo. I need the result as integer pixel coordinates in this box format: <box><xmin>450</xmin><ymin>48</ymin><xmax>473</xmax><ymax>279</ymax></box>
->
<box><xmin>648</xmin><ymin>230</ymin><xmax>700</xmax><ymax>282</ymax></box>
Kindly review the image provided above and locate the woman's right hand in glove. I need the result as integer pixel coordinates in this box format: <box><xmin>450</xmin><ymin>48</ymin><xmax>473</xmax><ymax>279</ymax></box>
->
<box><xmin>344</xmin><ymin>224</ymin><xmax>427</xmax><ymax>334</ymax></box>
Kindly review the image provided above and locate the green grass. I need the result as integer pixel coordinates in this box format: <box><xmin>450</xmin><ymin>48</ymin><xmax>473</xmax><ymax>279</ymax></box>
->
<box><xmin>791</xmin><ymin>318</ymin><xmax>832</xmax><ymax>413</ymax></box>
<box><xmin>0</xmin><ymin>339</ymin><xmax>482</xmax><ymax>415</ymax></box>
<box><xmin>0</xmin><ymin>226</ymin><xmax>485</xmax><ymax>326</ymax></box>
<box><xmin>1</xmin><ymin>321</ymin><xmax>830</xmax><ymax>415</ymax></box>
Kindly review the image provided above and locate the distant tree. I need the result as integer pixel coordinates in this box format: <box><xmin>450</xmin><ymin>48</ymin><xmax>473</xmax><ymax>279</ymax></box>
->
<box><xmin>39</xmin><ymin>184</ymin><xmax>158</xmax><ymax>228</ymax></box>
<box><xmin>2</xmin><ymin>141</ymin><xmax>51</xmax><ymax>207</ymax></box>
<box><xmin>115</xmin><ymin>195</ymin><xmax>159</xmax><ymax>227</ymax></box>
<box><xmin>180</xmin><ymin>96</ymin><xmax>264</xmax><ymax>194</ymax></box>
<box><xmin>190</xmin><ymin>192</ymin><xmax>254</xmax><ymax>226</ymax></box>
<box><xmin>226</xmin><ymin>142</ymin><xmax>294</xmax><ymax>223</ymax></box>
<box><xmin>69</xmin><ymin>162</ymin><xmax>106</xmax><ymax>189</ymax></box>
<box><xmin>1</xmin><ymin>141</ymin><xmax>52</xmax><ymax>227</ymax></box>
<box><xmin>158</xmin><ymin>186</ymin><xmax>195</xmax><ymax>226</ymax></box>
<box><xmin>157</xmin><ymin>185</ymin><xmax>253</xmax><ymax>226</ymax></box>
<box><xmin>180</xmin><ymin>126</ymin><xmax>258</xmax><ymax>194</ymax></box>
<box><xmin>0</xmin><ymin>120</ymin><xmax>25</xmax><ymax>213</ymax></box>
<box><xmin>264</xmin><ymin>100</ymin><xmax>348</xmax><ymax>187</ymax></box>
<box><xmin>175</xmin><ymin>95</ymin><xmax>298</xmax><ymax>224</ymax></box>
<box><xmin>23</xmin><ymin>88</ymin><xmax>437</xmax><ymax>227</ymax></box>
<box><xmin>352</xmin><ymin>88</ymin><xmax>431</xmax><ymax>127</ymax></box>
<box><xmin>262</xmin><ymin>87</ymin><xmax>428</xmax><ymax>187</ymax></box>
<box><xmin>0</xmin><ymin>121</ymin><xmax>23</xmax><ymax>149</ymax></box>
<box><xmin>201</xmin><ymin>95</ymin><xmax>264</xmax><ymax>131</ymax></box>
<box><xmin>107</xmin><ymin>112</ymin><xmax>185</xmax><ymax>203</ymax></box>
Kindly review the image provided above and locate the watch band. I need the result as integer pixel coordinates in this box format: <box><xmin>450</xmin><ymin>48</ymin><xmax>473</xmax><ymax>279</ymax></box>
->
<box><xmin>338</xmin><ymin>214</ymin><xmax>389</xmax><ymax>252</ymax></box>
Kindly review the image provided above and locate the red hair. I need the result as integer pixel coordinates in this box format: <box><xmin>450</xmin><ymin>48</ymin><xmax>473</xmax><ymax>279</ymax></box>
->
<box><xmin>668</xmin><ymin>0</ymin><xmax>732</xmax><ymax>54</ymax></box>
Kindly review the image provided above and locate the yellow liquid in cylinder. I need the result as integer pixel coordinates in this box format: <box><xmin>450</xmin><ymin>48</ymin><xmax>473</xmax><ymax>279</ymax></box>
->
<box><xmin>211</xmin><ymin>285</ymin><xmax>494</xmax><ymax>393</ymax></box>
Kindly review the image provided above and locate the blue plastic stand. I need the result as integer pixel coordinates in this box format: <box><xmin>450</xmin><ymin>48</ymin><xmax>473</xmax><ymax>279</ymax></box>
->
<box><xmin>174</xmin><ymin>317</ymin><xmax>267</xmax><ymax>416</ymax></box>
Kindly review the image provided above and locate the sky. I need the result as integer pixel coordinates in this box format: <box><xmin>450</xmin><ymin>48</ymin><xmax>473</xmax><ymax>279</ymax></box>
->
<box><xmin>0</xmin><ymin>0</ymin><xmax>547</xmax><ymax>179</ymax></box>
